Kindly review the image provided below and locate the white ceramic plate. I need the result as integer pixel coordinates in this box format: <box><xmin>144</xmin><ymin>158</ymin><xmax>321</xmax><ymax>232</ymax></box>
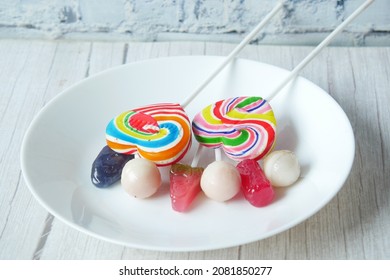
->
<box><xmin>21</xmin><ymin>56</ymin><xmax>354</xmax><ymax>251</ymax></box>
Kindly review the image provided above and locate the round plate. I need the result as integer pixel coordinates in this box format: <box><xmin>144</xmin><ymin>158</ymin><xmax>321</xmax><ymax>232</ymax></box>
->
<box><xmin>21</xmin><ymin>56</ymin><xmax>355</xmax><ymax>251</ymax></box>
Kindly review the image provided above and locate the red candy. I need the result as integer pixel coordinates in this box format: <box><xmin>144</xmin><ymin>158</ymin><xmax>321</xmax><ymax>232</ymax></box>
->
<box><xmin>170</xmin><ymin>163</ymin><xmax>204</xmax><ymax>212</ymax></box>
<box><xmin>128</xmin><ymin>111</ymin><xmax>159</xmax><ymax>134</ymax></box>
<box><xmin>236</xmin><ymin>159</ymin><xmax>274</xmax><ymax>207</ymax></box>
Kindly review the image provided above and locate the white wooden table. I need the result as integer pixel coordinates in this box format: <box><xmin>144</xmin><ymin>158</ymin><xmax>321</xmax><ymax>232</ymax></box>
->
<box><xmin>0</xmin><ymin>40</ymin><xmax>389</xmax><ymax>260</ymax></box>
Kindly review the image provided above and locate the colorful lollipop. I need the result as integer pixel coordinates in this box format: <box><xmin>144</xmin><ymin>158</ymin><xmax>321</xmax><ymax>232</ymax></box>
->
<box><xmin>192</xmin><ymin>96</ymin><xmax>277</xmax><ymax>162</ymax></box>
<box><xmin>106</xmin><ymin>103</ymin><xmax>192</xmax><ymax>166</ymax></box>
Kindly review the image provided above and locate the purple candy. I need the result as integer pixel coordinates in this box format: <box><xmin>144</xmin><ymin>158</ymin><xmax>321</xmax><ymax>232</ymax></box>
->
<box><xmin>91</xmin><ymin>145</ymin><xmax>134</xmax><ymax>188</ymax></box>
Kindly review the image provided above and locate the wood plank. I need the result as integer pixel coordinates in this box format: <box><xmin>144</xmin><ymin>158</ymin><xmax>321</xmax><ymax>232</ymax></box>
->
<box><xmin>88</xmin><ymin>42</ymin><xmax>127</xmax><ymax>75</ymax></box>
<box><xmin>344</xmin><ymin>47</ymin><xmax>390</xmax><ymax>259</ymax></box>
<box><xmin>126</xmin><ymin>42</ymin><xmax>154</xmax><ymax>63</ymax></box>
<box><xmin>125</xmin><ymin>42</ymin><xmax>170</xmax><ymax>64</ymax></box>
<box><xmin>324</xmin><ymin>47</ymin><xmax>366</xmax><ymax>259</ymax></box>
<box><xmin>169</xmin><ymin>41</ymin><xmax>205</xmax><ymax>56</ymax></box>
<box><xmin>0</xmin><ymin>40</ymin><xmax>60</xmax><ymax>259</ymax></box>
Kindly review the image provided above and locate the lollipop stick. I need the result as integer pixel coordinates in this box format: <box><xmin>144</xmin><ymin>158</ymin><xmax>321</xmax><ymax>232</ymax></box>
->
<box><xmin>191</xmin><ymin>144</ymin><xmax>204</xmax><ymax>167</ymax></box>
<box><xmin>267</xmin><ymin>0</ymin><xmax>374</xmax><ymax>102</ymax></box>
<box><xmin>215</xmin><ymin>148</ymin><xmax>222</xmax><ymax>162</ymax></box>
<box><xmin>180</xmin><ymin>2</ymin><xmax>284</xmax><ymax>108</ymax></box>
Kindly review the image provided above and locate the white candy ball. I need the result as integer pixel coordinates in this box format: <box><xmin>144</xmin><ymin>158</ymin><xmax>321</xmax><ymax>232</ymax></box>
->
<box><xmin>200</xmin><ymin>161</ymin><xmax>241</xmax><ymax>202</ymax></box>
<box><xmin>121</xmin><ymin>158</ymin><xmax>161</xmax><ymax>198</ymax></box>
<box><xmin>263</xmin><ymin>150</ymin><xmax>300</xmax><ymax>187</ymax></box>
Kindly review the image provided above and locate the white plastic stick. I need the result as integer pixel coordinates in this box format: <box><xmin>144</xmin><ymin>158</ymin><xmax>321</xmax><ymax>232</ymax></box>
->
<box><xmin>191</xmin><ymin>144</ymin><xmax>204</xmax><ymax>167</ymax></box>
<box><xmin>266</xmin><ymin>0</ymin><xmax>375</xmax><ymax>101</ymax></box>
<box><xmin>215</xmin><ymin>148</ymin><xmax>222</xmax><ymax>161</ymax></box>
<box><xmin>181</xmin><ymin>2</ymin><xmax>284</xmax><ymax>108</ymax></box>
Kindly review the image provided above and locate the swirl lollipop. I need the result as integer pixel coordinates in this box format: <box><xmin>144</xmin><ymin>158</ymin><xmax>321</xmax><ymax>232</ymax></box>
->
<box><xmin>106</xmin><ymin>103</ymin><xmax>191</xmax><ymax>166</ymax></box>
<box><xmin>192</xmin><ymin>96</ymin><xmax>276</xmax><ymax>162</ymax></box>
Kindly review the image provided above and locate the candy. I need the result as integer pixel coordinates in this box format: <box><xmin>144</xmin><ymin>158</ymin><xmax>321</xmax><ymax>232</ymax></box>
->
<box><xmin>192</xmin><ymin>96</ymin><xmax>276</xmax><ymax>161</ymax></box>
<box><xmin>121</xmin><ymin>158</ymin><xmax>162</xmax><ymax>198</ymax></box>
<box><xmin>236</xmin><ymin>159</ymin><xmax>274</xmax><ymax>207</ymax></box>
<box><xmin>170</xmin><ymin>163</ymin><xmax>204</xmax><ymax>212</ymax></box>
<box><xmin>91</xmin><ymin>145</ymin><xmax>134</xmax><ymax>188</ymax></box>
<box><xmin>263</xmin><ymin>150</ymin><xmax>300</xmax><ymax>187</ymax></box>
<box><xmin>106</xmin><ymin>103</ymin><xmax>192</xmax><ymax>166</ymax></box>
<box><xmin>200</xmin><ymin>161</ymin><xmax>241</xmax><ymax>202</ymax></box>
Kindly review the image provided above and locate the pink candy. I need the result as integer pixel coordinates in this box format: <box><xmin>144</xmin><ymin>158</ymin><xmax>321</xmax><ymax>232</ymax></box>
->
<box><xmin>236</xmin><ymin>159</ymin><xmax>275</xmax><ymax>207</ymax></box>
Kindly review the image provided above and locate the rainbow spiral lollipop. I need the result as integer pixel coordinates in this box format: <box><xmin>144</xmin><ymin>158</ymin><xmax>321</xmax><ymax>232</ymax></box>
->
<box><xmin>192</xmin><ymin>96</ymin><xmax>276</xmax><ymax>161</ymax></box>
<box><xmin>106</xmin><ymin>103</ymin><xmax>191</xmax><ymax>166</ymax></box>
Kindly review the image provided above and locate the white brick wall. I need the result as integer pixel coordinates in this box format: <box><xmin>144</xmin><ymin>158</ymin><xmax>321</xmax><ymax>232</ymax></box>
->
<box><xmin>0</xmin><ymin>0</ymin><xmax>388</xmax><ymax>45</ymax></box>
